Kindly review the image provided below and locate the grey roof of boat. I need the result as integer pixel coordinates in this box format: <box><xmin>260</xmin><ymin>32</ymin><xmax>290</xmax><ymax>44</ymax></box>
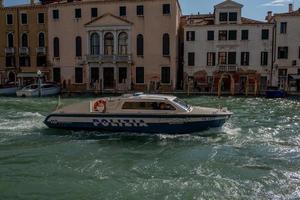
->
<box><xmin>122</xmin><ymin>94</ymin><xmax>176</xmax><ymax>101</ymax></box>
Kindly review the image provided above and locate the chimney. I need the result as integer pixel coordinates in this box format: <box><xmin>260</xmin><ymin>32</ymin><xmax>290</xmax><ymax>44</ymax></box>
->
<box><xmin>30</xmin><ymin>0</ymin><xmax>35</xmax><ymax>5</ymax></box>
<box><xmin>289</xmin><ymin>3</ymin><xmax>293</xmax><ymax>12</ymax></box>
<box><xmin>266</xmin><ymin>11</ymin><xmax>272</xmax><ymax>22</ymax></box>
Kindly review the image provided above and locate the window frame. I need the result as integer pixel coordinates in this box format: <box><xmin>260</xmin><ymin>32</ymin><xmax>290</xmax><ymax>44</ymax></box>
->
<box><xmin>91</xmin><ymin>7</ymin><xmax>98</xmax><ymax>18</ymax></box>
<box><xmin>188</xmin><ymin>52</ymin><xmax>195</xmax><ymax>66</ymax></box>
<box><xmin>119</xmin><ymin>6</ymin><xmax>127</xmax><ymax>17</ymax></box>
<box><xmin>261</xmin><ymin>52</ymin><xmax>268</xmax><ymax>66</ymax></box>
<box><xmin>241</xmin><ymin>52</ymin><xmax>249</xmax><ymax>66</ymax></box>
<box><xmin>136</xmin><ymin>67</ymin><xmax>144</xmax><ymax>84</ymax></box>
<box><xmin>136</xmin><ymin>5</ymin><xmax>144</xmax><ymax>16</ymax></box>
<box><xmin>207</xmin><ymin>52</ymin><xmax>216</xmax><ymax>66</ymax></box>
<box><xmin>37</xmin><ymin>13</ymin><xmax>45</xmax><ymax>24</ymax></box>
<box><xmin>207</xmin><ymin>30</ymin><xmax>214</xmax><ymax>41</ymax></box>
<box><xmin>52</xmin><ymin>9</ymin><xmax>59</xmax><ymax>20</ymax></box>
<box><xmin>161</xmin><ymin>66</ymin><xmax>171</xmax><ymax>84</ymax></box>
<box><xmin>75</xmin><ymin>8</ymin><xmax>82</xmax><ymax>19</ymax></box>
<box><xmin>241</xmin><ymin>30</ymin><xmax>249</xmax><ymax>40</ymax></box>
<box><xmin>163</xmin><ymin>4</ymin><xmax>171</xmax><ymax>15</ymax></box>
<box><xmin>20</xmin><ymin>13</ymin><xmax>28</xmax><ymax>25</ymax></box>
<box><xmin>280</xmin><ymin>22</ymin><xmax>287</xmax><ymax>34</ymax></box>
<box><xmin>262</xmin><ymin>29</ymin><xmax>269</xmax><ymax>40</ymax></box>
<box><xmin>6</xmin><ymin>14</ymin><xmax>13</xmax><ymax>25</ymax></box>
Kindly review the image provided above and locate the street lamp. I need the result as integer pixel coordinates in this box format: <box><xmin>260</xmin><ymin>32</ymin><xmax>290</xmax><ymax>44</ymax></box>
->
<box><xmin>37</xmin><ymin>70</ymin><xmax>42</xmax><ymax>97</ymax></box>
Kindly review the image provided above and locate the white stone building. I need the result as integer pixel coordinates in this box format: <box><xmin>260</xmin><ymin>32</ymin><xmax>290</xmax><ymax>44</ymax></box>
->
<box><xmin>183</xmin><ymin>0</ymin><xmax>274</xmax><ymax>95</ymax></box>
<box><xmin>271</xmin><ymin>4</ymin><xmax>300</xmax><ymax>92</ymax></box>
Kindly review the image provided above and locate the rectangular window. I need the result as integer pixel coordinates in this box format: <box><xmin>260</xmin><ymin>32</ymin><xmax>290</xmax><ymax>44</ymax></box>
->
<box><xmin>219</xmin><ymin>12</ymin><xmax>228</xmax><ymax>22</ymax></box>
<box><xmin>262</xmin><ymin>29</ymin><xmax>269</xmax><ymax>40</ymax></box>
<box><xmin>38</xmin><ymin>13</ymin><xmax>44</xmax><ymax>24</ymax></box>
<box><xmin>21</xmin><ymin>13</ymin><xmax>27</xmax><ymax>25</ymax></box>
<box><xmin>207</xmin><ymin>52</ymin><xmax>216</xmax><ymax>66</ymax></box>
<box><xmin>280</xmin><ymin>22</ymin><xmax>287</xmax><ymax>34</ymax></box>
<box><xmin>53</xmin><ymin>68</ymin><xmax>61</xmax><ymax>83</ymax></box>
<box><xmin>75</xmin><ymin>67</ymin><xmax>83</xmax><ymax>83</ymax></box>
<box><xmin>19</xmin><ymin>56</ymin><xmax>30</xmax><ymax>67</ymax></box>
<box><xmin>137</xmin><ymin>5</ymin><xmax>144</xmax><ymax>16</ymax></box>
<box><xmin>53</xmin><ymin>9</ymin><xmax>59</xmax><ymax>19</ymax></box>
<box><xmin>229</xmin><ymin>12</ymin><xmax>237</xmax><ymax>22</ymax></box>
<box><xmin>161</xmin><ymin>67</ymin><xmax>171</xmax><ymax>84</ymax></box>
<box><xmin>120</xmin><ymin>6</ymin><xmax>126</xmax><ymax>16</ymax></box>
<box><xmin>218</xmin><ymin>52</ymin><xmax>227</xmax><ymax>64</ymax></box>
<box><xmin>91</xmin><ymin>8</ymin><xmax>98</xmax><ymax>18</ymax></box>
<box><xmin>186</xmin><ymin>31</ymin><xmax>195</xmax><ymax>41</ymax></box>
<box><xmin>241</xmin><ymin>52</ymin><xmax>249</xmax><ymax>66</ymax></box>
<box><xmin>207</xmin><ymin>30</ymin><xmax>214</xmax><ymax>41</ymax></box>
<box><xmin>261</xmin><ymin>52</ymin><xmax>268</xmax><ymax>66</ymax></box>
<box><xmin>163</xmin><ymin>4</ymin><xmax>170</xmax><ymax>15</ymax></box>
<box><xmin>278</xmin><ymin>47</ymin><xmax>288</xmax><ymax>59</ymax></box>
<box><xmin>119</xmin><ymin>67</ymin><xmax>127</xmax><ymax>84</ymax></box>
<box><xmin>75</xmin><ymin>8</ymin><xmax>81</xmax><ymax>18</ymax></box>
<box><xmin>36</xmin><ymin>55</ymin><xmax>47</xmax><ymax>67</ymax></box>
<box><xmin>228</xmin><ymin>52</ymin><xmax>236</xmax><ymax>65</ymax></box>
<box><xmin>7</xmin><ymin>14</ymin><xmax>13</xmax><ymax>25</ymax></box>
<box><xmin>299</xmin><ymin>47</ymin><xmax>300</xmax><ymax>59</ymax></box>
<box><xmin>228</xmin><ymin>30</ymin><xmax>237</xmax><ymax>40</ymax></box>
<box><xmin>219</xmin><ymin>30</ymin><xmax>227</xmax><ymax>40</ymax></box>
<box><xmin>188</xmin><ymin>52</ymin><xmax>195</xmax><ymax>66</ymax></box>
<box><xmin>136</xmin><ymin>67</ymin><xmax>144</xmax><ymax>83</ymax></box>
<box><xmin>241</xmin><ymin>30</ymin><xmax>249</xmax><ymax>40</ymax></box>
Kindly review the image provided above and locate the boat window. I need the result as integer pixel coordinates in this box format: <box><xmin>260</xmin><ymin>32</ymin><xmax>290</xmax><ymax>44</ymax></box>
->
<box><xmin>25</xmin><ymin>85</ymin><xmax>38</xmax><ymax>89</ymax></box>
<box><xmin>173</xmin><ymin>98</ymin><xmax>190</xmax><ymax>110</ymax></box>
<box><xmin>122</xmin><ymin>102</ymin><xmax>175</xmax><ymax>110</ymax></box>
<box><xmin>42</xmin><ymin>85</ymin><xmax>55</xmax><ymax>89</ymax></box>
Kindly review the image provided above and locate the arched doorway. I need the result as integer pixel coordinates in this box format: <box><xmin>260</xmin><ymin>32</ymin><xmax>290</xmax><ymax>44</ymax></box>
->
<box><xmin>8</xmin><ymin>71</ymin><xmax>16</xmax><ymax>83</ymax></box>
<box><xmin>218</xmin><ymin>73</ymin><xmax>235</xmax><ymax>96</ymax></box>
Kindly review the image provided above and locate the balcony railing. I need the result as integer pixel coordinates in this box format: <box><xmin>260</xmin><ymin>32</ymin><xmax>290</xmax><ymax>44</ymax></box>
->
<box><xmin>218</xmin><ymin>65</ymin><xmax>237</xmax><ymax>72</ymax></box>
<box><xmin>36</xmin><ymin>47</ymin><xmax>46</xmax><ymax>54</ymax></box>
<box><xmin>86</xmin><ymin>54</ymin><xmax>132</xmax><ymax>63</ymax></box>
<box><xmin>19</xmin><ymin>47</ymin><xmax>29</xmax><ymax>55</ymax></box>
<box><xmin>5</xmin><ymin>47</ymin><xmax>15</xmax><ymax>54</ymax></box>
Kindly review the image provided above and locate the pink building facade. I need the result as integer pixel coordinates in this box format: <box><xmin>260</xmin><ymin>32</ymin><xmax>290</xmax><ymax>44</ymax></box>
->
<box><xmin>47</xmin><ymin>0</ymin><xmax>181</xmax><ymax>92</ymax></box>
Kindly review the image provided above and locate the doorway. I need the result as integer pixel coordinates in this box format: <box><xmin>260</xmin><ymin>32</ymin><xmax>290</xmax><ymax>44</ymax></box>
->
<box><xmin>103</xmin><ymin>67</ymin><xmax>114</xmax><ymax>89</ymax></box>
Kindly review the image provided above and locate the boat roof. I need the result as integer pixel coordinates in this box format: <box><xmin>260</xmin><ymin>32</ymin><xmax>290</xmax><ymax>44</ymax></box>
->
<box><xmin>121</xmin><ymin>93</ymin><xmax>176</xmax><ymax>101</ymax></box>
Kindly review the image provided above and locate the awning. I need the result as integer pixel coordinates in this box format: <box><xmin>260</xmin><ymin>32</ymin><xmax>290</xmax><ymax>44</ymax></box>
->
<box><xmin>17</xmin><ymin>72</ymin><xmax>44</xmax><ymax>78</ymax></box>
<box><xmin>289</xmin><ymin>74</ymin><xmax>300</xmax><ymax>80</ymax></box>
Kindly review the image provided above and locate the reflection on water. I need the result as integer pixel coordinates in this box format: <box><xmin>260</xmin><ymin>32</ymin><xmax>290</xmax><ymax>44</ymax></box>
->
<box><xmin>0</xmin><ymin>96</ymin><xmax>300</xmax><ymax>199</ymax></box>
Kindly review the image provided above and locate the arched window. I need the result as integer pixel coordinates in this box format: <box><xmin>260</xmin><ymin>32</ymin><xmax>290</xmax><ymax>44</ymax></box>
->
<box><xmin>162</xmin><ymin>33</ymin><xmax>170</xmax><ymax>56</ymax></box>
<box><xmin>118</xmin><ymin>32</ymin><xmax>128</xmax><ymax>55</ymax></box>
<box><xmin>75</xmin><ymin>36</ymin><xmax>82</xmax><ymax>57</ymax></box>
<box><xmin>38</xmin><ymin>32</ymin><xmax>45</xmax><ymax>47</ymax></box>
<box><xmin>8</xmin><ymin>71</ymin><xmax>15</xmax><ymax>83</ymax></box>
<box><xmin>21</xmin><ymin>33</ymin><xmax>28</xmax><ymax>47</ymax></box>
<box><xmin>136</xmin><ymin>34</ymin><xmax>143</xmax><ymax>56</ymax></box>
<box><xmin>90</xmin><ymin>33</ymin><xmax>100</xmax><ymax>55</ymax></box>
<box><xmin>7</xmin><ymin>33</ymin><xmax>13</xmax><ymax>48</ymax></box>
<box><xmin>53</xmin><ymin>37</ymin><xmax>60</xmax><ymax>58</ymax></box>
<box><xmin>104</xmin><ymin>32</ymin><xmax>114</xmax><ymax>55</ymax></box>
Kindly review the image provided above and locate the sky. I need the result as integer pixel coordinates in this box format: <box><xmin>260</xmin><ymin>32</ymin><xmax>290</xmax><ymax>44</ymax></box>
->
<box><xmin>4</xmin><ymin>0</ymin><xmax>300</xmax><ymax>21</ymax></box>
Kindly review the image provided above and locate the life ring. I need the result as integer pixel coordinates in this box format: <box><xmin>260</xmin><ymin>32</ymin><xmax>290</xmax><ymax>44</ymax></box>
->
<box><xmin>93</xmin><ymin>99</ymin><xmax>106</xmax><ymax>112</ymax></box>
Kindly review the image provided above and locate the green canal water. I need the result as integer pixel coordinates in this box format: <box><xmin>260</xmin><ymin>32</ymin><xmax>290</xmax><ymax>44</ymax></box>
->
<box><xmin>0</xmin><ymin>96</ymin><xmax>300</xmax><ymax>199</ymax></box>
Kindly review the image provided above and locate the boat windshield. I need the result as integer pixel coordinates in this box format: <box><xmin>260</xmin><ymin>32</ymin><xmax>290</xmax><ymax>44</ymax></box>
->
<box><xmin>173</xmin><ymin>98</ymin><xmax>191</xmax><ymax>111</ymax></box>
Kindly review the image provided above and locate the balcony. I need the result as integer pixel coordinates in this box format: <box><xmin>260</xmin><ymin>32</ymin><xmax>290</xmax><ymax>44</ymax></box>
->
<box><xmin>218</xmin><ymin>65</ymin><xmax>237</xmax><ymax>72</ymax></box>
<box><xmin>5</xmin><ymin>47</ymin><xmax>15</xmax><ymax>54</ymax></box>
<box><xmin>86</xmin><ymin>54</ymin><xmax>132</xmax><ymax>64</ymax></box>
<box><xmin>19</xmin><ymin>47</ymin><xmax>29</xmax><ymax>55</ymax></box>
<box><xmin>36</xmin><ymin>47</ymin><xmax>46</xmax><ymax>54</ymax></box>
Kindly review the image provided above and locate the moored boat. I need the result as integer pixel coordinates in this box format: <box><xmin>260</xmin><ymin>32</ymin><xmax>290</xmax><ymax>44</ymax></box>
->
<box><xmin>265</xmin><ymin>86</ymin><xmax>285</xmax><ymax>98</ymax></box>
<box><xmin>0</xmin><ymin>83</ymin><xmax>18</xmax><ymax>95</ymax></box>
<box><xmin>44</xmin><ymin>93</ymin><xmax>232</xmax><ymax>134</ymax></box>
<box><xmin>16</xmin><ymin>83</ymin><xmax>60</xmax><ymax>97</ymax></box>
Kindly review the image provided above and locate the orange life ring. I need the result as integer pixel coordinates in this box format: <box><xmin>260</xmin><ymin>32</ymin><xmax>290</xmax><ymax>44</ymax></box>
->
<box><xmin>93</xmin><ymin>99</ymin><xmax>106</xmax><ymax>112</ymax></box>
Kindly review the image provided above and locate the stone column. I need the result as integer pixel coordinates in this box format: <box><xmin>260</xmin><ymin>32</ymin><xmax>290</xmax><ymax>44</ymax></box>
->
<box><xmin>113</xmin><ymin>31</ymin><xmax>118</xmax><ymax>55</ymax></box>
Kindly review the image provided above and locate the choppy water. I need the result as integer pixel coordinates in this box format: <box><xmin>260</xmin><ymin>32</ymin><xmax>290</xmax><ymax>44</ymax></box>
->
<box><xmin>0</xmin><ymin>96</ymin><xmax>300</xmax><ymax>199</ymax></box>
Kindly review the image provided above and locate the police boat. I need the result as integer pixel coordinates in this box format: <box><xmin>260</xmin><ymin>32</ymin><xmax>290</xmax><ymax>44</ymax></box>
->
<box><xmin>44</xmin><ymin>93</ymin><xmax>232</xmax><ymax>134</ymax></box>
